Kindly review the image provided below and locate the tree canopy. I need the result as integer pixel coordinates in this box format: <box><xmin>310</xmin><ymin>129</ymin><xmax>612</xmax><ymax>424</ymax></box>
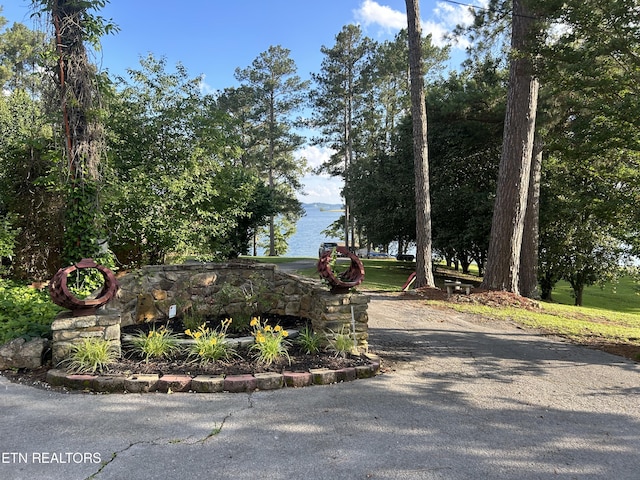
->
<box><xmin>1</xmin><ymin>0</ymin><xmax>639</xmax><ymax>308</ymax></box>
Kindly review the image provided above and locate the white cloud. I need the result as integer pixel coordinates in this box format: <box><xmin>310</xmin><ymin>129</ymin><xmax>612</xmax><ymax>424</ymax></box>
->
<box><xmin>353</xmin><ymin>0</ymin><xmax>480</xmax><ymax>50</ymax></box>
<box><xmin>198</xmin><ymin>74</ymin><xmax>217</xmax><ymax>95</ymax></box>
<box><xmin>294</xmin><ymin>145</ymin><xmax>343</xmax><ymax>203</ymax></box>
<box><xmin>422</xmin><ymin>19</ymin><xmax>450</xmax><ymax>48</ymax></box>
<box><xmin>295</xmin><ymin>145</ymin><xmax>336</xmax><ymax>174</ymax></box>
<box><xmin>298</xmin><ymin>175</ymin><xmax>344</xmax><ymax>204</ymax></box>
<box><xmin>354</xmin><ymin>0</ymin><xmax>407</xmax><ymax>31</ymax></box>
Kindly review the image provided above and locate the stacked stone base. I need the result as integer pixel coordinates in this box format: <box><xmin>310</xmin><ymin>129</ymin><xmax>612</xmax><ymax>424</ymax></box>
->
<box><xmin>51</xmin><ymin>312</ymin><xmax>121</xmax><ymax>366</ymax></box>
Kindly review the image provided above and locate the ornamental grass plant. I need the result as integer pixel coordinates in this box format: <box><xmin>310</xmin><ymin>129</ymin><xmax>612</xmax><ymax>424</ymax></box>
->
<box><xmin>296</xmin><ymin>324</ymin><xmax>322</xmax><ymax>354</ymax></box>
<box><xmin>327</xmin><ymin>326</ymin><xmax>356</xmax><ymax>358</ymax></box>
<box><xmin>130</xmin><ymin>325</ymin><xmax>181</xmax><ymax>363</ymax></box>
<box><xmin>66</xmin><ymin>337</ymin><xmax>119</xmax><ymax>374</ymax></box>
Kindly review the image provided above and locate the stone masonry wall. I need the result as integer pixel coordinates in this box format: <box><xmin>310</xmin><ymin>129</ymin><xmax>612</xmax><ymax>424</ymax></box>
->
<box><xmin>51</xmin><ymin>312</ymin><xmax>121</xmax><ymax>365</ymax></box>
<box><xmin>101</xmin><ymin>261</ymin><xmax>370</xmax><ymax>352</ymax></box>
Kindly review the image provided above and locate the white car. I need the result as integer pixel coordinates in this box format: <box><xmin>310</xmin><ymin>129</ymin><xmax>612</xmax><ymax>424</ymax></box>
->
<box><xmin>318</xmin><ymin>242</ymin><xmax>338</xmax><ymax>258</ymax></box>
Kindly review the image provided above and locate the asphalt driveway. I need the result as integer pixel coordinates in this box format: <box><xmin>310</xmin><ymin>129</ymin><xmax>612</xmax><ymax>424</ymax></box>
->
<box><xmin>1</xmin><ymin>292</ymin><xmax>639</xmax><ymax>479</ymax></box>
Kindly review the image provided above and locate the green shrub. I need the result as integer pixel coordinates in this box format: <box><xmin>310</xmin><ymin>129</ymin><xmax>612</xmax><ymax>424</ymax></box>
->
<box><xmin>0</xmin><ymin>279</ymin><xmax>62</xmax><ymax>344</ymax></box>
<box><xmin>65</xmin><ymin>337</ymin><xmax>119</xmax><ymax>374</ymax></box>
<box><xmin>327</xmin><ymin>326</ymin><xmax>355</xmax><ymax>358</ymax></box>
<box><xmin>182</xmin><ymin>306</ymin><xmax>204</xmax><ymax>333</ymax></box>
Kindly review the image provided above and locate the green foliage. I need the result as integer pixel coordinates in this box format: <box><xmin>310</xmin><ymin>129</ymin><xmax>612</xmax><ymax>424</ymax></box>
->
<box><xmin>65</xmin><ymin>337</ymin><xmax>118</xmax><ymax>374</ymax></box>
<box><xmin>185</xmin><ymin>319</ymin><xmax>236</xmax><ymax>365</ymax></box>
<box><xmin>327</xmin><ymin>326</ymin><xmax>355</xmax><ymax>358</ymax></box>
<box><xmin>227</xmin><ymin>313</ymin><xmax>252</xmax><ymax>335</ymax></box>
<box><xmin>257</xmin><ymin>215</ymin><xmax>297</xmax><ymax>256</ymax></box>
<box><xmin>0</xmin><ymin>279</ymin><xmax>62</xmax><ymax>343</ymax></box>
<box><xmin>181</xmin><ymin>306</ymin><xmax>204</xmax><ymax>333</ymax></box>
<box><xmin>232</xmin><ymin>45</ymin><xmax>308</xmax><ymax>256</ymax></box>
<box><xmin>62</xmin><ymin>181</ymin><xmax>103</xmax><ymax>266</ymax></box>
<box><xmin>0</xmin><ymin>214</ymin><xmax>20</xmax><ymax>275</ymax></box>
<box><xmin>336</xmin><ymin>27</ymin><xmax>449</xmax><ymax>252</ymax></box>
<box><xmin>0</xmin><ymin>85</ymin><xmax>62</xmax><ymax>280</ymax></box>
<box><xmin>538</xmin><ymin>149</ymin><xmax>636</xmax><ymax>305</ymax></box>
<box><xmin>104</xmin><ymin>54</ymin><xmax>259</xmax><ymax>265</ymax></box>
<box><xmin>30</xmin><ymin>0</ymin><xmax>119</xmax><ymax>51</ymax></box>
<box><xmin>296</xmin><ymin>325</ymin><xmax>322</xmax><ymax>355</ymax></box>
<box><xmin>130</xmin><ymin>325</ymin><xmax>181</xmax><ymax>362</ymax></box>
<box><xmin>426</xmin><ymin>60</ymin><xmax>507</xmax><ymax>274</ymax></box>
<box><xmin>0</xmin><ymin>20</ymin><xmax>45</xmax><ymax>92</ymax></box>
<box><xmin>249</xmin><ymin>317</ymin><xmax>291</xmax><ymax>366</ymax></box>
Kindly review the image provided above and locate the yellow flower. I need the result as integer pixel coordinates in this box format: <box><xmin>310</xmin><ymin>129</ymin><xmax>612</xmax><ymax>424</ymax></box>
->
<box><xmin>282</xmin><ymin>330</ymin><xmax>289</xmax><ymax>337</ymax></box>
<box><xmin>185</xmin><ymin>329</ymin><xmax>192</xmax><ymax>337</ymax></box>
<box><xmin>194</xmin><ymin>331</ymin><xmax>203</xmax><ymax>339</ymax></box>
<box><xmin>274</xmin><ymin>325</ymin><xmax>282</xmax><ymax>332</ymax></box>
<box><xmin>256</xmin><ymin>333</ymin><xmax>265</xmax><ymax>343</ymax></box>
<box><xmin>209</xmin><ymin>337</ymin><xmax>217</xmax><ymax>345</ymax></box>
<box><xmin>264</xmin><ymin>325</ymin><xmax>272</xmax><ymax>332</ymax></box>
<box><xmin>250</xmin><ymin>317</ymin><xmax>259</xmax><ymax>327</ymax></box>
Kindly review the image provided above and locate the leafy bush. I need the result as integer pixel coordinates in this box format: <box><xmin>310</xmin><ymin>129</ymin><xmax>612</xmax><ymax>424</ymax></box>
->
<box><xmin>0</xmin><ymin>279</ymin><xmax>62</xmax><ymax>344</ymax></box>
<box><xmin>0</xmin><ymin>215</ymin><xmax>20</xmax><ymax>276</ymax></box>
<box><xmin>249</xmin><ymin>316</ymin><xmax>291</xmax><ymax>366</ymax></box>
<box><xmin>65</xmin><ymin>337</ymin><xmax>119</xmax><ymax>374</ymax></box>
<box><xmin>182</xmin><ymin>306</ymin><xmax>204</xmax><ymax>333</ymax></box>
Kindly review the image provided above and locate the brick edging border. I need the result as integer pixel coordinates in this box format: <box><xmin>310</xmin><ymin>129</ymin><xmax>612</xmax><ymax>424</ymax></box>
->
<box><xmin>45</xmin><ymin>354</ymin><xmax>381</xmax><ymax>393</ymax></box>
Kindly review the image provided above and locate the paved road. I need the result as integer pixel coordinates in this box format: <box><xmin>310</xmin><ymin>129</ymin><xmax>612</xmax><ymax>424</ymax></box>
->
<box><xmin>1</xmin><ymin>292</ymin><xmax>639</xmax><ymax>480</ymax></box>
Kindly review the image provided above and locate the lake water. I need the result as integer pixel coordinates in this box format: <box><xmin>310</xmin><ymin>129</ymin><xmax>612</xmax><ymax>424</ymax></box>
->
<box><xmin>283</xmin><ymin>203</ymin><xmax>343</xmax><ymax>258</ymax></box>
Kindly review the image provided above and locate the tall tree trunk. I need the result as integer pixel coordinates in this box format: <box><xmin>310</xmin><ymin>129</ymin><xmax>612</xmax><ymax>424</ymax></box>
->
<box><xmin>405</xmin><ymin>0</ymin><xmax>435</xmax><ymax>288</ymax></box>
<box><xmin>480</xmin><ymin>0</ymin><xmax>539</xmax><ymax>294</ymax></box>
<box><xmin>519</xmin><ymin>138</ymin><xmax>543</xmax><ymax>298</ymax></box>
<box><xmin>52</xmin><ymin>0</ymin><xmax>104</xmax><ymax>265</ymax></box>
<box><xmin>268</xmin><ymin>96</ymin><xmax>277</xmax><ymax>256</ymax></box>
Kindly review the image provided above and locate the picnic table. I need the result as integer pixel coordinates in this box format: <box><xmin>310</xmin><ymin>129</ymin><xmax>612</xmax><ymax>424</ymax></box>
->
<box><xmin>444</xmin><ymin>279</ymin><xmax>473</xmax><ymax>295</ymax></box>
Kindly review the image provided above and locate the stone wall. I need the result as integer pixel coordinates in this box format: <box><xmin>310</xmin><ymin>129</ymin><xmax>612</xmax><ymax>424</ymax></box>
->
<box><xmin>51</xmin><ymin>312</ymin><xmax>121</xmax><ymax>366</ymax></box>
<box><xmin>56</xmin><ymin>262</ymin><xmax>370</xmax><ymax>361</ymax></box>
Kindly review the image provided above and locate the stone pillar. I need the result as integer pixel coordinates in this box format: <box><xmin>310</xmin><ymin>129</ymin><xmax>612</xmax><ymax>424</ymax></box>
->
<box><xmin>50</xmin><ymin>311</ymin><xmax>121</xmax><ymax>366</ymax></box>
<box><xmin>310</xmin><ymin>290</ymin><xmax>370</xmax><ymax>351</ymax></box>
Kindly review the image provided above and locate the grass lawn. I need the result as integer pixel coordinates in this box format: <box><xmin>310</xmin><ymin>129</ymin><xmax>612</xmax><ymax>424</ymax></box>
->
<box><xmin>434</xmin><ymin>276</ymin><xmax>640</xmax><ymax>360</ymax></box>
<box><xmin>253</xmin><ymin>256</ymin><xmax>640</xmax><ymax>359</ymax></box>
<box><xmin>549</xmin><ymin>277</ymin><xmax>640</xmax><ymax>315</ymax></box>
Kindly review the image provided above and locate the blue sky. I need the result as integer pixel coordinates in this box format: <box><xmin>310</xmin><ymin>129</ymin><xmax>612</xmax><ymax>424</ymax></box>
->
<box><xmin>1</xmin><ymin>0</ymin><xmax>479</xmax><ymax>203</ymax></box>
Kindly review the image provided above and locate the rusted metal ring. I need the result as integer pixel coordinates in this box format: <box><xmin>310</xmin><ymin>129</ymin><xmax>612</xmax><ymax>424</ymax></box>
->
<box><xmin>317</xmin><ymin>246</ymin><xmax>365</xmax><ymax>294</ymax></box>
<box><xmin>49</xmin><ymin>258</ymin><xmax>119</xmax><ymax>316</ymax></box>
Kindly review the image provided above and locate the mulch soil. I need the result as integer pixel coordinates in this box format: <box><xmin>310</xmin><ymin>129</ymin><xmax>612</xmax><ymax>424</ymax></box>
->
<box><xmin>1</xmin><ymin>315</ymin><xmax>369</xmax><ymax>392</ymax></box>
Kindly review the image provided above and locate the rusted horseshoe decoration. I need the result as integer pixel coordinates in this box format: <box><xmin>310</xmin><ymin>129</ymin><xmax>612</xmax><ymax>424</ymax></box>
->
<box><xmin>49</xmin><ymin>258</ymin><xmax>119</xmax><ymax>316</ymax></box>
<box><xmin>317</xmin><ymin>246</ymin><xmax>365</xmax><ymax>294</ymax></box>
